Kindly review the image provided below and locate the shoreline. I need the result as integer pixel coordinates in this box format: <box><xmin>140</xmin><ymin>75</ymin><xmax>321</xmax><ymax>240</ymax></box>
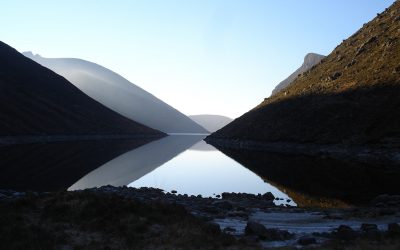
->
<box><xmin>0</xmin><ymin>134</ymin><xmax>166</xmax><ymax>146</ymax></box>
<box><xmin>205</xmin><ymin>137</ymin><xmax>400</xmax><ymax>166</ymax></box>
<box><xmin>1</xmin><ymin>186</ymin><xmax>399</xmax><ymax>249</ymax></box>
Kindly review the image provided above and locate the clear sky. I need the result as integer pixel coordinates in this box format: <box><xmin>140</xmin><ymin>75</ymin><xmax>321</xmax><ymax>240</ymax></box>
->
<box><xmin>1</xmin><ymin>0</ymin><xmax>395</xmax><ymax>118</ymax></box>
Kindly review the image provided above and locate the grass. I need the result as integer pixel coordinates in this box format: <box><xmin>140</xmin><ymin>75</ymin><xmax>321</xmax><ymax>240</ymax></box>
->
<box><xmin>0</xmin><ymin>191</ymin><xmax>259</xmax><ymax>250</ymax></box>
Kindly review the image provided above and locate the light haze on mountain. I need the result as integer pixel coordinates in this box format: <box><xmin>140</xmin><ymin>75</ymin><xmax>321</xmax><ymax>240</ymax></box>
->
<box><xmin>0</xmin><ymin>41</ymin><xmax>162</xmax><ymax>137</ymax></box>
<box><xmin>189</xmin><ymin>115</ymin><xmax>233</xmax><ymax>133</ymax></box>
<box><xmin>271</xmin><ymin>53</ymin><xmax>325</xmax><ymax>95</ymax></box>
<box><xmin>23</xmin><ymin>52</ymin><xmax>208</xmax><ymax>134</ymax></box>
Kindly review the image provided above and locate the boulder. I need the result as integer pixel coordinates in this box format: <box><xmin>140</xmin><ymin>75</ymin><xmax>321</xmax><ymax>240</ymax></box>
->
<box><xmin>334</xmin><ymin>225</ymin><xmax>358</xmax><ymax>241</ymax></box>
<box><xmin>262</xmin><ymin>192</ymin><xmax>275</xmax><ymax>201</ymax></box>
<box><xmin>245</xmin><ymin>221</ymin><xmax>268</xmax><ymax>238</ymax></box>
<box><xmin>297</xmin><ymin>236</ymin><xmax>317</xmax><ymax>246</ymax></box>
<box><xmin>329</xmin><ymin>71</ymin><xmax>342</xmax><ymax>81</ymax></box>
<box><xmin>245</xmin><ymin>221</ymin><xmax>293</xmax><ymax>241</ymax></box>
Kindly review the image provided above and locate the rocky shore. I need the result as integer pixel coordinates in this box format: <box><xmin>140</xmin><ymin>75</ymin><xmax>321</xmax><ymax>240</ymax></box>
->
<box><xmin>1</xmin><ymin>186</ymin><xmax>400</xmax><ymax>249</ymax></box>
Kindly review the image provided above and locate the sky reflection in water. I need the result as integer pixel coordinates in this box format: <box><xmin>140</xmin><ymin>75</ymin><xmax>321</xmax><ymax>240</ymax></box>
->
<box><xmin>69</xmin><ymin>135</ymin><xmax>295</xmax><ymax>206</ymax></box>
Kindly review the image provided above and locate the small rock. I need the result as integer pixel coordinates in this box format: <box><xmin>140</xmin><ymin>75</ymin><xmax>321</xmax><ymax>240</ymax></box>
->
<box><xmin>262</xmin><ymin>192</ymin><xmax>275</xmax><ymax>201</ymax></box>
<box><xmin>245</xmin><ymin>221</ymin><xmax>268</xmax><ymax>237</ymax></box>
<box><xmin>329</xmin><ymin>72</ymin><xmax>342</xmax><ymax>81</ymax></box>
<box><xmin>216</xmin><ymin>194</ymin><xmax>221</xmax><ymax>198</ymax></box>
<box><xmin>245</xmin><ymin>221</ymin><xmax>293</xmax><ymax>241</ymax></box>
<box><xmin>297</xmin><ymin>236</ymin><xmax>317</xmax><ymax>246</ymax></box>
<box><xmin>171</xmin><ymin>190</ymin><xmax>177</xmax><ymax>194</ymax></box>
<box><xmin>334</xmin><ymin>225</ymin><xmax>358</xmax><ymax>241</ymax></box>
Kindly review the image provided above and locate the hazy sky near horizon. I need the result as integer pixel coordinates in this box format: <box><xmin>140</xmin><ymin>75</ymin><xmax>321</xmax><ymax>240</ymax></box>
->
<box><xmin>1</xmin><ymin>0</ymin><xmax>395</xmax><ymax>118</ymax></box>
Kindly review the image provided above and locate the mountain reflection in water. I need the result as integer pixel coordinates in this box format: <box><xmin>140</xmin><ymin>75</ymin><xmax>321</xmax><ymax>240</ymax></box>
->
<box><xmin>69</xmin><ymin>135</ymin><xmax>202</xmax><ymax>190</ymax></box>
<box><xmin>69</xmin><ymin>135</ymin><xmax>293</xmax><ymax>206</ymax></box>
<box><xmin>214</xmin><ymin>147</ymin><xmax>400</xmax><ymax>207</ymax></box>
<box><xmin>0</xmin><ymin>139</ymin><xmax>153</xmax><ymax>191</ymax></box>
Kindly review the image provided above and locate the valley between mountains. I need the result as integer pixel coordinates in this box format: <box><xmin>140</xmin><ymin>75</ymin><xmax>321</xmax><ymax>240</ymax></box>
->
<box><xmin>0</xmin><ymin>1</ymin><xmax>400</xmax><ymax>249</ymax></box>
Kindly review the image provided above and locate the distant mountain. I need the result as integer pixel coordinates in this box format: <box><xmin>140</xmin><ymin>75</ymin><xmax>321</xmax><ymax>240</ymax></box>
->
<box><xmin>23</xmin><ymin>53</ymin><xmax>208</xmax><ymax>134</ymax></box>
<box><xmin>271</xmin><ymin>53</ymin><xmax>325</xmax><ymax>95</ymax></box>
<box><xmin>208</xmin><ymin>1</ymin><xmax>400</xmax><ymax>146</ymax></box>
<box><xmin>0</xmin><ymin>41</ymin><xmax>163</xmax><ymax>137</ymax></box>
<box><xmin>189</xmin><ymin>115</ymin><xmax>233</xmax><ymax>133</ymax></box>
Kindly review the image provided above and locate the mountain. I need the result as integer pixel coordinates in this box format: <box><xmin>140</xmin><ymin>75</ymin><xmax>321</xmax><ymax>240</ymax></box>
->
<box><xmin>208</xmin><ymin>1</ymin><xmax>400</xmax><ymax>147</ymax></box>
<box><xmin>23</xmin><ymin>53</ymin><xmax>208</xmax><ymax>134</ymax></box>
<box><xmin>189</xmin><ymin>115</ymin><xmax>233</xmax><ymax>133</ymax></box>
<box><xmin>271</xmin><ymin>53</ymin><xmax>325</xmax><ymax>95</ymax></box>
<box><xmin>0</xmin><ymin>41</ymin><xmax>163</xmax><ymax>137</ymax></box>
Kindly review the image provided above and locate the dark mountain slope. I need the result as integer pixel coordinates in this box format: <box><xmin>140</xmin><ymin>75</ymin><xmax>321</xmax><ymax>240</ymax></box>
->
<box><xmin>23</xmin><ymin>53</ymin><xmax>208</xmax><ymax>134</ymax></box>
<box><xmin>271</xmin><ymin>53</ymin><xmax>325</xmax><ymax>95</ymax></box>
<box><xmin>208</xmin><ymin>1</ymin><xmax>400</xmax><ymax>146</ymax></box>
<box><xmin>0</xmin><ymin>41</ymin><xmax>163</xmax><ymax>137</ymax></box>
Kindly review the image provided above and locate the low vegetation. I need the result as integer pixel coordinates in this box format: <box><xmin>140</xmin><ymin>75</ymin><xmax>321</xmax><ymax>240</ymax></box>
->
<box><xmin>0</xmin><ymin>191</ymin><xmax>258</xmax><ymax>250</ymax></box>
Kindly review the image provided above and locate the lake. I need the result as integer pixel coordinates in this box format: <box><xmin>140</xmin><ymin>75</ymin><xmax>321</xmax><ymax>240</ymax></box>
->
<box><xmin>1</xmin><ymin>134</ymin><xmax>399</xmax><ymax>207</ymax></box>
<box><xmin>68</xmin><ymin>135</ymin><xmax>295</xmax><ymax>206</ymax></box>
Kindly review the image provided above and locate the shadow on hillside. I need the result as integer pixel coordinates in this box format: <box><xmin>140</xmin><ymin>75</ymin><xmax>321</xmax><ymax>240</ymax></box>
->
<box><xmin>216</xmin><ymin>147</ymin><xmax>400</xmax><ymax>206</ymax></box>
<box><xmin>214</xmin><ymin>83</ymin><xmax>400</xmax><ymax>145</ymax></box>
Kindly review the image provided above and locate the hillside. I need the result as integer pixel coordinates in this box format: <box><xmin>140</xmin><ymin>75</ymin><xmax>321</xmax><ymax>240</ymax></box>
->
<box><xmin>23</xmin><ymin>53</ymin><xmax>208</xmax><ymax>134</ymax></box>
<box><xmin>271</xmin><ymin>53</ymin><xmax>325</xmax><ymax>95</ymax></box>
<box><xmin>209</xmin><ymin>1</ymin><xmax>400</xmax><ymax>146</ymax></box>
<box><xmin>0</xmin><ymin>41</ymin><xmax>164</xmax><ymax>137</ymax></box>
<box><xmin>189</xmin><ymin>114</ymin><xmax>233</xmax><ymax>133</ymax></box>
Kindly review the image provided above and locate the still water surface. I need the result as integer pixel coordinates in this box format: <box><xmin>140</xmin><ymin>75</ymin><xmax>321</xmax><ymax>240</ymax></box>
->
<box><xmin>1</xmin><ymin>134</ymin><xmax>398</xmax><ymax>206</ymax></box>
<box><xmin>69</xmin><ymin>135</ymin><xmax>295</xmax><ymax>205</ymax></box>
